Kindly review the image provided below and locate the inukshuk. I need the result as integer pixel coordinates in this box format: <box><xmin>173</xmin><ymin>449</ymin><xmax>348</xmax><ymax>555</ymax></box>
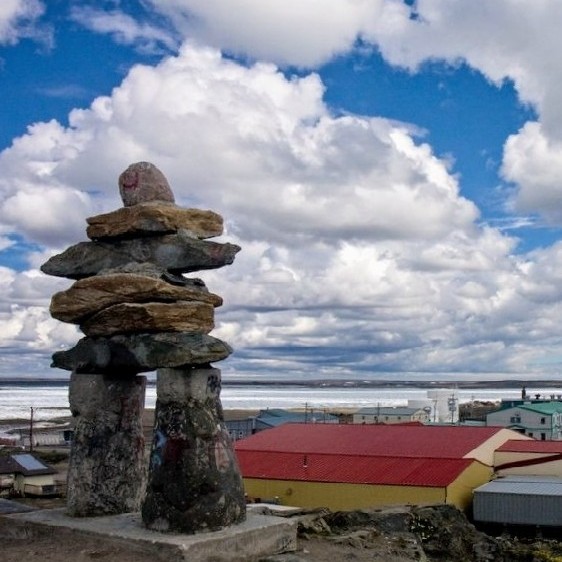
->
<box><xmin>41</xmin><ymin>162</ymin><xmax>247</xmax><ymax>532</ymax></box>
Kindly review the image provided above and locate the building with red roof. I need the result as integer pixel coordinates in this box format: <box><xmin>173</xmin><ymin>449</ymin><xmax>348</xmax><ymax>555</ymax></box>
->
<box><xmin>235</xmin><ymin>423</ymin><xmax>530</xmax><ymax>511</ymax></box>
<box><xmin>494</xmin><ymin>439</ymin><xmax>562</xmax><ymax>477</ymax></box>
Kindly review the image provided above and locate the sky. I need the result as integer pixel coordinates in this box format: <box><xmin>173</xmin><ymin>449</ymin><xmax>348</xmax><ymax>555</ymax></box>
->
<box><xmin>2</xmin><ymin>1</ymin><xmax>562</xmax><ymax>381</ymax></box>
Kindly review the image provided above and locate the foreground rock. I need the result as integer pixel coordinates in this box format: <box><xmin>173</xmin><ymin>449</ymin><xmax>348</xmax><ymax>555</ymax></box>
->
<box><xmin>295</xmin><ymin>504</ymin><xmax>562</xmax><ymax>562</ymax></box>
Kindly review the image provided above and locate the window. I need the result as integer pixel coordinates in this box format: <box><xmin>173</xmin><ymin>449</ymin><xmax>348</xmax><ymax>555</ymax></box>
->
<box><xmin>540</xmin><ymin>417</ymin><xmax>546</xmax><ymax>425</ymax></box>
<box><xmin>541</xmin><ymin>433</ymin><xmax>546</xmax><ymax>441</ymax></box>
<box><xmin>528</xmin><ymin>432</ymin><xmax>534</xmax><ymax>437</ymax></box>
<box><xmin>510</xmin><ymin>415</ymin><xmax>521</xmax><ymax>423</ymax></box>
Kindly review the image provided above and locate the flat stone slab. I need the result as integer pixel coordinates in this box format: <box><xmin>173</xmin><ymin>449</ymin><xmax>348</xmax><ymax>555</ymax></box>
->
<box><xmin>1</xmin><ymin>508</ymin><xmax>297</xmax><ymax>562</ymax></box>
<box><xmin>52</xmin><ymin>332</ymin><xmax>233</xmax><ymax>373</ymax></box>
<box><xmin>41</xmin><ymin>233</ymin><xmax>241</xmax><ymax>280</ymax></box>
<box><xmin>251</xmin><ymin>504</ymin><xmax>310</xmax><ymax>517</ymax></box>
<box><xmin>0</xmin><ymin>499</ymin><xmax>36</xmax><ymax>514</ymax></box>
<box><xmin>87</xmin><ymin>203</ymin><xmax>223</xmax><ymax>240</ymax></box>
<box><xmin>50</xmin><ymin>273</ymin><xmax>222</xmax><ymax>324</ymax></box>
<box><xmin>80</xmin><ymin>301</ymin><xmax>215</xmax><ymax>337</ymax></box>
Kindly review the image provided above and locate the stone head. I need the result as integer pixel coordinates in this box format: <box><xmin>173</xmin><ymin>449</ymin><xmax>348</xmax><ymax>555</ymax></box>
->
<box><xmin>118</xmin><ymin>161</ymin><xmax>175</xmax><ymax>207</ymax></box>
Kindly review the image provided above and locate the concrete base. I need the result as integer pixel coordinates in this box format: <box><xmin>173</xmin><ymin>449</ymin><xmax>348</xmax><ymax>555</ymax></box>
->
<box><xmin>1</xmin><ymin>506</ymin><xmax>297</xmax><ymax>562</ymax></box>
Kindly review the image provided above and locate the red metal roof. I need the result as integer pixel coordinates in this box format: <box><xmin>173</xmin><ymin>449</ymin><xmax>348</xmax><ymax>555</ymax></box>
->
<box><xmin>236</xmin><ymin>450</ymin><xmax>476</xmax><ymax>487</ymax></box>
<box><xmin>235</xmin><ymin>423</ymin><xmax>504</xmax><ymax>459</ymax></box>
<box><xmin>497</xmin><ymin>439</ymin><xmax>562</xmax><ymax>453</ymax></box>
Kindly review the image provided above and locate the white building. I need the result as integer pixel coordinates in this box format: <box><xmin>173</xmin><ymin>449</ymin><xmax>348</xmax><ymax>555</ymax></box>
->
<box><xmin>486</xmin><ymin>401</ymin><xmax>562</xmax><ymax>440</ymax></box>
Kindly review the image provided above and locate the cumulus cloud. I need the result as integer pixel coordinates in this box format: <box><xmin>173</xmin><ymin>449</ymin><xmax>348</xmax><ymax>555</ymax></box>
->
<box><xmin>121</xmin><ymin>1</ymin><xmax>562</xmax><ymax>227</ymax></box>
<box><xmin>0</xmin><ymin>0</ymin><xmax>50</xmax><ymax>46</ymax></box>
<box><xmin>360</xmin><ymin>1</ymin><xmax>562</xmax><ymax>225</ymax></box>
<box><xmin>2</xmin><ymin>43</ymin><xmax>562</xmax><ymax>378</ymax></box>
<box><xmin>0</xmin><ymin>265</ymin><xmax>77</xmax><ymax>379</ymax></box>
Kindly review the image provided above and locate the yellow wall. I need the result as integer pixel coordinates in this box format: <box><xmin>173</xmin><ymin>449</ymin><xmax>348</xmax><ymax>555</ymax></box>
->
<box><xmin>244</xmin><ymin>462</ymin><xmax>493</xmax><ymax>511</ymax></box>
<box><xmin>244</xmin><ymin>478</ymin><xmax>445</xmax><ymax>511</ymax></box>
<box><xmin>446</xmin><ymin>462</ymin><xmax>493</xmax><ymax>509</ymax></box>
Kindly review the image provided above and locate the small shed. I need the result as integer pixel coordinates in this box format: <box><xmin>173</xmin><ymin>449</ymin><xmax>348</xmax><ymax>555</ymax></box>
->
<box><xmin>473</xmin><ymin>475</ymin><xmax>562</xmax><ymax>527</ymax></box>
<box><xmin>0</xmin><ymin>453</ymin><xmax>61</xmax><ymax>496</ymax></box>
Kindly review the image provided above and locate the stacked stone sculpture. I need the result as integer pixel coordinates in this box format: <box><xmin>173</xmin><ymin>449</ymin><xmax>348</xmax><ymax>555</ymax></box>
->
<box><xmin>41</xmin><ymin>162</ymin><xmax>246</xmax><ymax>532</ymax></box>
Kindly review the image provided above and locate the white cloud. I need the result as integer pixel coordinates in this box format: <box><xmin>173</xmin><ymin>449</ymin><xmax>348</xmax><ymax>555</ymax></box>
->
<box><xmin>502</xmin><ymin>121</ymin><xmax>562</xmax><ymax>223</ymax></box>
<box><xmin>0</xmin><ymin>266</ymin><xmax>76</xmax><ymax>372</ymax></box>
<box><xmin>0</xmin><ymin>0</ymin><xmax>49</xmax><ymax>46</ymax></box>
<box><xmin>69</xmin><ymin>5</ymin><xmax>178</xmax><ymax>54</ymax></box>
<box><xmin>146</xmin><ymin>0</ymin><xmax>384</xmax><ymax>66</ymax></box>
<box><xmin>360</xmin><ymin>1</ymin><xmax>562</xmax><ymax>225</ymax></box>
<box><xmin>3</xmin><ymin>43</ymin><xmax>562</xmax><ymax>378</ymax></box>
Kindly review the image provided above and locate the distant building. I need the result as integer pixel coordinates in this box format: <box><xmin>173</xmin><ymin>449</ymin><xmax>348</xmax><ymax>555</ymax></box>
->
<box><xmin>0</xmin><ymin>453</ymin><xmax>63</xmax><ymax>496</ymax></box>
<box><xmin>226</xmin><ymin>418</ymin><xmax>256</xmax><ymax>442</ymax></box>
<box><xmin>486</xmin><ymin>401</ymin><xmax>562</xmax><ymax>440</ymax></box>
<box><xmin>353</xmin><ymin>406</ymin><xmax>430</xmax><ymax>425</ymax></box>
<box><xmin>254</xmin><ymin>408</ymin><xmax>339</xmax><ymax>430</ymax></box>
<box><xmin>225</xmin><ymin>408</ymin><xmax>339</xmax><ymax>442</ymax></box>
<box><xmin>494</xmin><ymin>439</ymin><xmax>562</xmax><ymax>477</ymax></box>
<box><xmin>235</xmin><ymin>423</ymin><xmax>530</xmax><ymax>511</ymax></box>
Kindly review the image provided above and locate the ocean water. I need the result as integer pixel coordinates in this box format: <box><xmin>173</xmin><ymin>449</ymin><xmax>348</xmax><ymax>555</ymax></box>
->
<box><xmin>1</xmin><ymin>381</ymin><xmax>561</xmax><ymax>422</ymax></box>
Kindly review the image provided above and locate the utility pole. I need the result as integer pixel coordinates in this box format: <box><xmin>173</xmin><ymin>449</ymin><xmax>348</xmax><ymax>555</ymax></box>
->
<box><xmin>29</xmin><ymin>406</ymin><xmax>34</xmax><ymax>453</ymax></box>
<box><xmin>447</xmin><ymin>394</ymin><xmax>458</xmax><ymax>424</ymax></box>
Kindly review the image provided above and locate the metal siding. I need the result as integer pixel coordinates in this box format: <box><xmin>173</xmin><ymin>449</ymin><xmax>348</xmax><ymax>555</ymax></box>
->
<box><xmin>474</xmin><ymin>491</ymin><xmax>562</xmax><ymax>526</ymax></box>
<box><xmin>474</xmin><ymin>476</ymin><xmax>562</xmax><ymax>526</ymax></box>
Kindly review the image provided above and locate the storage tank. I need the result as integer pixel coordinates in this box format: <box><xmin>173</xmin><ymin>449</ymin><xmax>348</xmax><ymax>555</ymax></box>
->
<box><xmin>427</xmin><ymin>390</ymin><xmax>459</xmax><ymax>423</ymax></box>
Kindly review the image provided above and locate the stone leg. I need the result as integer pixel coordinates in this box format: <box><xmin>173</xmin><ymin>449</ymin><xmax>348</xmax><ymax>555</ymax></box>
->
<box><xmin>67</xmin><ymin>372</ymin><xmax>147</xmax><ymax>516</ymax></box>
<box><xmin>142</xmin><ymin>367</ymin><xmax>246</xmax><ymax>533</ymax></box>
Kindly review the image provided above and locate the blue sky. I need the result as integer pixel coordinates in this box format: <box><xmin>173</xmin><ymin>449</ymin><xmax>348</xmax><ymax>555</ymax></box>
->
<box><xmin>2</xmin><ymin>1</ymin><xmax>562</xmax><ymax>380</ymax></box>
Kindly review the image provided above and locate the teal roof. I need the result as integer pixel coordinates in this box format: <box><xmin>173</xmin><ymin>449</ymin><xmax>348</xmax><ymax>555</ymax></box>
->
<box><xmin>256</xmin><ymin>409</ymin><xmax>338</xmax><ymax>428</ymax></box>
<box><xmin>519</xmin><ymin>402</ymin><xmax>562</xmax><ymax>415</ymax></box>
